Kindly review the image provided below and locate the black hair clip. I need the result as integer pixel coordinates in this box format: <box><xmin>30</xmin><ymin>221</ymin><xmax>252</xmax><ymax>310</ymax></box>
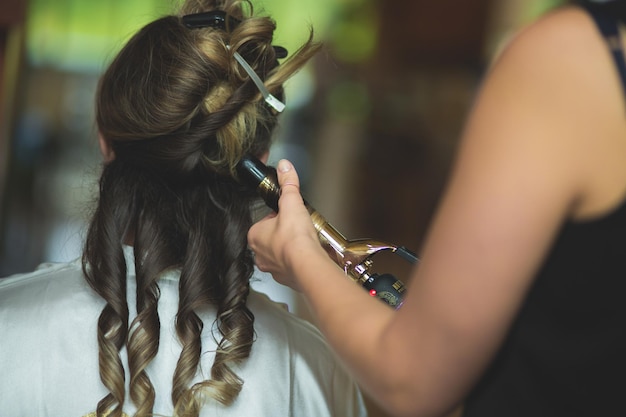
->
<box><xmin>182</xmin><ymin>10</ymin><xmax>288</xmax><ymax>59</ymax></box>
<box><xmin>273</xmin><ymin>46</ymin><xmax>288</xmax><ymax>59</ymax></box>
<box><xmin>182</xmin><ymin>10</ymin><xmax>240</xmax><ymax>30</ymax></box>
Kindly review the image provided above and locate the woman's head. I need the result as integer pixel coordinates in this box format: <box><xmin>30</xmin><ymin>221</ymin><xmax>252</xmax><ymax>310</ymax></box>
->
<box><xmin>96</xmin><ymin>0</ymin><xmax>315</xmax><ymax>178</ymax></box>
<box><xmin>84</xmin><ymin>1</ymin><xmax>319</xmax><ymax>416</ymax></box>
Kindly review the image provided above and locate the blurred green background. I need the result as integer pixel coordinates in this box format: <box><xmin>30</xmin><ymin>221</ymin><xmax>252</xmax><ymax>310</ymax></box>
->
<box><xmin>25</xmin><ymin>0</ymin><xmax>342</xmax><ymax>71</ymax></box>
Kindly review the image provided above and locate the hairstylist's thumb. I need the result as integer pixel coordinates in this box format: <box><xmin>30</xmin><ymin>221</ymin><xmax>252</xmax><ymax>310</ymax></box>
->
<box><xmin>277</xmin><ymin>159</ymin><xmax>301</xmax><ymax>202</ymax></box>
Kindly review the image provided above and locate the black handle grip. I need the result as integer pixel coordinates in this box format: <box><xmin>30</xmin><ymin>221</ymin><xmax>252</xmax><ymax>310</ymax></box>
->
<box><xmin>237</xmin><ymin>156</ymin><xmax>280</xmax><ymax>211</ymax></box>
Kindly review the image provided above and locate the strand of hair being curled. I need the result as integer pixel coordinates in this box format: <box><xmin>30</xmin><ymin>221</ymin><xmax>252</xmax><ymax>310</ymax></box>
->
<box><xmin>88</xmin><ymin>0</ymin><xmax>321</xmax><ymax>415</ymax></box>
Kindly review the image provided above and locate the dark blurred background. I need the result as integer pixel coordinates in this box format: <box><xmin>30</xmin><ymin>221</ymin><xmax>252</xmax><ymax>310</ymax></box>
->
<box><xmin>0</xmin><ymin>0</ymin><xmax>565</xmax><ymax>415</ymax></box>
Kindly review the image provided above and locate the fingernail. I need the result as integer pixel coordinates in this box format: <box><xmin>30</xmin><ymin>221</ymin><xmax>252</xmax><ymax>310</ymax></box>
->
<box><xmin>278</xmin><ymin>159</ymin><xmax>292</xmax><ymax>173</ymax></box>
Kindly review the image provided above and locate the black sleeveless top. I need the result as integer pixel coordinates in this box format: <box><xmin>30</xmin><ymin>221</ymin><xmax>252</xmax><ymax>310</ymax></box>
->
<box><xmin>463</xmin><ymin>5</ymin><xmax>626</xmax><ymax>417</ymax></box>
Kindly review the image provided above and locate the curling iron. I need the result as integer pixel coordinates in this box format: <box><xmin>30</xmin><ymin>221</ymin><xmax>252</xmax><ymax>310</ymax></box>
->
<box><xmin>237</xmin><ymin>155</ymin><xmax>419</xmax><ymax>309</ymax></box>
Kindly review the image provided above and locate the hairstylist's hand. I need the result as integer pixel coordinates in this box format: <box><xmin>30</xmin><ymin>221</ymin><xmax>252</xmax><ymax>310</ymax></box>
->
<box><xmin>248</xmin><ymin>160</ymin><xmax>326</xmax><ymax>289</ymax></box>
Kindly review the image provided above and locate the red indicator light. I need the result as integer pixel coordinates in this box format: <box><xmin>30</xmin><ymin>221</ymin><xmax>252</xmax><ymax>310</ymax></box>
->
<box><xmin>369</xmin><ymin>289</ymin><xmax>377</xmax><ymax>297</ymax></box>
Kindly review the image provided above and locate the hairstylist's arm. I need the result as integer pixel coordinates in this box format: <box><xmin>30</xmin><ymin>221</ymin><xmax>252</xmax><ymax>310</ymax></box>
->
<box><xmin>248</xmin><ymin>158</ymin><xmax>399</xmax><ymax>398</ymax></box>
<box><xmin>250</xmin><ymin>7</ymin><xmax>611</xmax><ymax>417</ymax></box>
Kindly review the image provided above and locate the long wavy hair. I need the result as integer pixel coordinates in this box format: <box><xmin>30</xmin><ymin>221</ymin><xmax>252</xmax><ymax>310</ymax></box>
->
<box><xmin>81</xmin><ymin>1</ymin><xmax>320</xmax><ymax>416</ymax></box>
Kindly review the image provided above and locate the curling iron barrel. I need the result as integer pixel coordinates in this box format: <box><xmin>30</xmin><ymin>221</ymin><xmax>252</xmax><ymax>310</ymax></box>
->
<box><xmin>237</xmin><ymin>156</ymin><xmax>419</xmax><ymax>308</ymax></box>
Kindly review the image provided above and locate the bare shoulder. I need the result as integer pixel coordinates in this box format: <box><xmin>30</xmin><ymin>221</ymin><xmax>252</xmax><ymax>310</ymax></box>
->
<box><xmin>480</xmin><ymin>4</ymin><xmax>626</xmax><ymax>218</ymax></box>
<box><xmin>484</xmin><ymin>6</ymin><xmax>611</xmax><ymax>107</ymax></box>
<box><xmin>492</xmin><ymin>4</ymin><xmax>624</xmax><ymax>116</ymax></box>
<box><xmin>496</xmin><ymin>6</ymin><xmax>602</xmax><ymax>66</ymax></box>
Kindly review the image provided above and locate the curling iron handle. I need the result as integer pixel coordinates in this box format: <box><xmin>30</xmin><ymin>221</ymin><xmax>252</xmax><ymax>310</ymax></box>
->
<box><xmin>237</xmin><ymin>156</ymin><xmax>280</xmax><ymax>211</ymax></box>
<box><xmin>237</xmin><ymin>155</ymin><xmax>412</xmax><ymax>308</ymax></box>
<box><xmin>238</xmin><ymin>157</ymin><xmax>354</xmax><ymax>259</ymax></box>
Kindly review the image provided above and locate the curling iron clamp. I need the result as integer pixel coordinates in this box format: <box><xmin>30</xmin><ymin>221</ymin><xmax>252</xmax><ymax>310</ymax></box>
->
<box><xmin>237</xmin><ymin>155</ymin><xmax>419</xmax><ymax>309</ymax></box>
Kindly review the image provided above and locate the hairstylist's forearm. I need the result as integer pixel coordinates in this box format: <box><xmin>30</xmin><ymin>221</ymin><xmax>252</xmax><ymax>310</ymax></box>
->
<box><xmin>289</xmin><ymin>248</ymin><xmax>436</xmax><ymax>417</ymax></box>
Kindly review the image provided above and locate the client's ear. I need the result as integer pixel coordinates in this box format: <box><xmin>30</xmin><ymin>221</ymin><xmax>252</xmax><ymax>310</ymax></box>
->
<box><xmin>98</xmin><ymin>133</ymin><xmax>115</xmax><ymax>162</ymax></box>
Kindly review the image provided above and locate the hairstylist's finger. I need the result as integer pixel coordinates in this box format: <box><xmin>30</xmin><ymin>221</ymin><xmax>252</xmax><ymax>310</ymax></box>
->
<box><xmin>276</xmin><ymin>159</ymin><xmax>301</xmax><ymax>196</ymax></box>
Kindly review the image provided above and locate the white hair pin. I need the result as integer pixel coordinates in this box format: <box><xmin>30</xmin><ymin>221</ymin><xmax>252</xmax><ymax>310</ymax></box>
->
<box><xmin>183</xmin><ymin>10</ymin><xmax>287</xmax><ymax>113</ymax></box>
